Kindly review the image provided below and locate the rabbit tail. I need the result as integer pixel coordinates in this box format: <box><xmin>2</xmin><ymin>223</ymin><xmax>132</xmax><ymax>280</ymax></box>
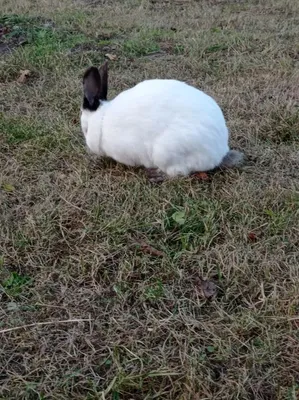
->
<box><xmin>219</xmin><ymin>150</ymin><xmax>244</xmax><ymax>169</ymax></box>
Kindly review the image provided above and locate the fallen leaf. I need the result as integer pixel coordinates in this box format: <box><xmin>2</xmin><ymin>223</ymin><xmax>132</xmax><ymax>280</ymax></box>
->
<box><xmin>105</xmin><ymin>53</ymin><xmax>117</xmax><ymax>61</ymax></box>
<box><xmin>2</xmin><ymin>183</ymin><xmax>15</xmax><ymax>192</ymax></box>
<box><xmin>248</xmin><ymin>232</ymin><xmax>258</xmax><ymax>242</ymax></box>
<box><xmin>172</xmin><ymin>210</ymin><xmax>186</xmax><ymax>225</ymax></box>
<box><xmin>17</xmin><ymin>69</ymin><xmax>31</xmax><ymax>83</ymax></box>
<box><xmin>197</xmin><ymin>278</ymin><xmax>217</xmax><ymax>299</ymax></box>
<box><xmin>137</xmin><ymin>241</ymin><xmax>164</xmax><ymax>257</ymax></box>
<box><xmin>0</xmin><ymin>26</ymin><xmax>10</xmax><ymax>37</ymax></box>
<box><xmin>192</xmin><ymin>172</ymin><xmax>209</xmax><ymax>181</ymax></box>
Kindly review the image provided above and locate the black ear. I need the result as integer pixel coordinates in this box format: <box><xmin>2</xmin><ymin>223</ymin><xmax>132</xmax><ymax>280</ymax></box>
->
<box><xmin>83</xmin><ymin>66</ymin><xmax>105</xmax><ymax>111</ymax></box>
<box><xmin>99</xmin><ymin>61</ymin><xmax>108</xmax><ymax>101</ymax></box>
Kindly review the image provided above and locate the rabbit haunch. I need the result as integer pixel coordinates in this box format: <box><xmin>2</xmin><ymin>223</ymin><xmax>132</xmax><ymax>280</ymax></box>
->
<box><xmin>80</xmin><ymin>63</ymin><xmax>243</xmax><ymax>177</ymax></box>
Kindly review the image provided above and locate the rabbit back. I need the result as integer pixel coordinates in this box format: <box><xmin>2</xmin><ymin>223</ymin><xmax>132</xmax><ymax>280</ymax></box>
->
<box><xmin>100</xmin><ymin>79</ymin><xmax>229</xmax><ymax>174</ymax></box>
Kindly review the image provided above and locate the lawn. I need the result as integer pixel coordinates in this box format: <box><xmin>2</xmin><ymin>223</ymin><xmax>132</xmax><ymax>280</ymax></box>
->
<box><xmin>0</xmin><ymin>0</ymin><xmax>299</xmax><ymax>399</ymax></box>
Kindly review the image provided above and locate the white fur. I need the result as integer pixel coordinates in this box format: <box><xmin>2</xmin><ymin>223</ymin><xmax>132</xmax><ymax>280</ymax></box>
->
<box><xmin>81</xmin><ymin>79</ymin><xmax>232</xmax><ymax>177</ymax></box>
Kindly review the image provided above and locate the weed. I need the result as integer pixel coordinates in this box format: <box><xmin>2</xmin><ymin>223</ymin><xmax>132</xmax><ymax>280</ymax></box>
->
<box><xmin>163</xmin><ymin>200</ymin><xmax>221</xmax><ymax>252</ymax></box>
<box><xmin>2</xmin><ymin>272</ymin><xmax>32</xmax><ymax>297</ymax></box>
<box><xmin>144</xmin><ymin>280</ymin><xmax>164</xmax><ymax>300</ymax></box>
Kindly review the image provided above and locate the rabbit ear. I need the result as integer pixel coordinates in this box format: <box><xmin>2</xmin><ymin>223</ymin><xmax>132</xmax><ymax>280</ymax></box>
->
<box><xmin>99</xmin><ymin>61</ymin><xmax>108</xmax><ymax>101</ymax></box>
<box><xmin>83</xmin><ymin>66</ymin><xmax>103</xmax><ymax>111</ymax></box>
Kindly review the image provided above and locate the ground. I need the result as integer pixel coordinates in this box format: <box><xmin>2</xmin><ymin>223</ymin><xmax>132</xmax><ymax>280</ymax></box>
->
<box><xmin>0</xmin><ymin>0</ymin><xmax>299</xmax><ymax>399</ymax></box>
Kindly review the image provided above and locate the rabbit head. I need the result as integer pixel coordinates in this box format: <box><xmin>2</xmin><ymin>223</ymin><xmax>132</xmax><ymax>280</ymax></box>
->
<box><xmin>82</xmin><ymin>62</ymin><xmax>108</xmax><ymax>111</ymax></box>
<box><xmin>81</xmin><ymin>62</ymin><xmax>108</xmax><ymax>136</ymax></box>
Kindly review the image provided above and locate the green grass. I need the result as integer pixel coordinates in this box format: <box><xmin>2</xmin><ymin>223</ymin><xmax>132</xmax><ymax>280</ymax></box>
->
<box><xmin>1</xmin><ymin>272</ymin><xmax>32</xmax><ymax>297</ymax></box>
<box><xmin>121</xmin><ymin>28</ymin><xmax>176</xmax><ymax>56</ymax></box>
<box><xmin>0</xmin><ymin>0</ymin><xmax>299</xmax><ymax>399</ymax></box>
<box><xmin>0</xmin><ymin>13</ymin><xmax>90</xmax><ymax>73</ymax></box>
<box><xmin>261</xmin><ymin>107</ymin><xmax>299</xmax><ymax>144</ymax></box>
<box><xmin>0</xmin><ymin>114</ymin><xmax>72</xmax><ymax>157</ymax></box>
<box><xmin>0</xmin><ymin>114</ymin><xmax>44</xmax><ymax>144</ymax></box>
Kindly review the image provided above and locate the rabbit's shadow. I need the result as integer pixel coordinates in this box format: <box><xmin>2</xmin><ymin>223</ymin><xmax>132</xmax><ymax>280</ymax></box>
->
<box><xmin>87</xmin><ymin>154</ymin><xmax>144</xmax><ymax>177</ymax></box>
<box><xmin>87</xmin><ymin>153</ymin><xmax>250</xmax><ymax>183</ymax></box>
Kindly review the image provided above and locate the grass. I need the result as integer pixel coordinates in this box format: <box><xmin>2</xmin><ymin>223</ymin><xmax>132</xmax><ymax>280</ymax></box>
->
<box><xmin>0</xmin><ymin>0</ymin><xmax>299</xmax><ymax>399</ymax></box>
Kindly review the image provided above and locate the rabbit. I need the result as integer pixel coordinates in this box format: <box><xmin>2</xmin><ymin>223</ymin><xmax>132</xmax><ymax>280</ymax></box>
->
<box><xmin>80</xmin><ymin>62</ymin><xmax>243</xmax><ymax>180</ymax></box>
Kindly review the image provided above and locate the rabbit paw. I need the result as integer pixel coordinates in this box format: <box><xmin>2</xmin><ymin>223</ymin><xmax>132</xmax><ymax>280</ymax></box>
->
<box><xmin>146</xmin><ymin>168</ymin><xmax>167</xmax><ymax>184</ymax></box>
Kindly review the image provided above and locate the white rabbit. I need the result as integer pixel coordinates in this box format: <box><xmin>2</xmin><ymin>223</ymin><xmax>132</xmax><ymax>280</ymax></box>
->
<box><xmin>80</xmin><ymin>62</ymin><xmax>243</xmax><ymax>179</ymax></box>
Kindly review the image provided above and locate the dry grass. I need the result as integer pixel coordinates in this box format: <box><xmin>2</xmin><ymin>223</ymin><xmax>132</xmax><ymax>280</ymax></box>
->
<box><xmin>0</xmin><ymin>0</ymin><xmax>299</xmax><ymax>399</ymax></box>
